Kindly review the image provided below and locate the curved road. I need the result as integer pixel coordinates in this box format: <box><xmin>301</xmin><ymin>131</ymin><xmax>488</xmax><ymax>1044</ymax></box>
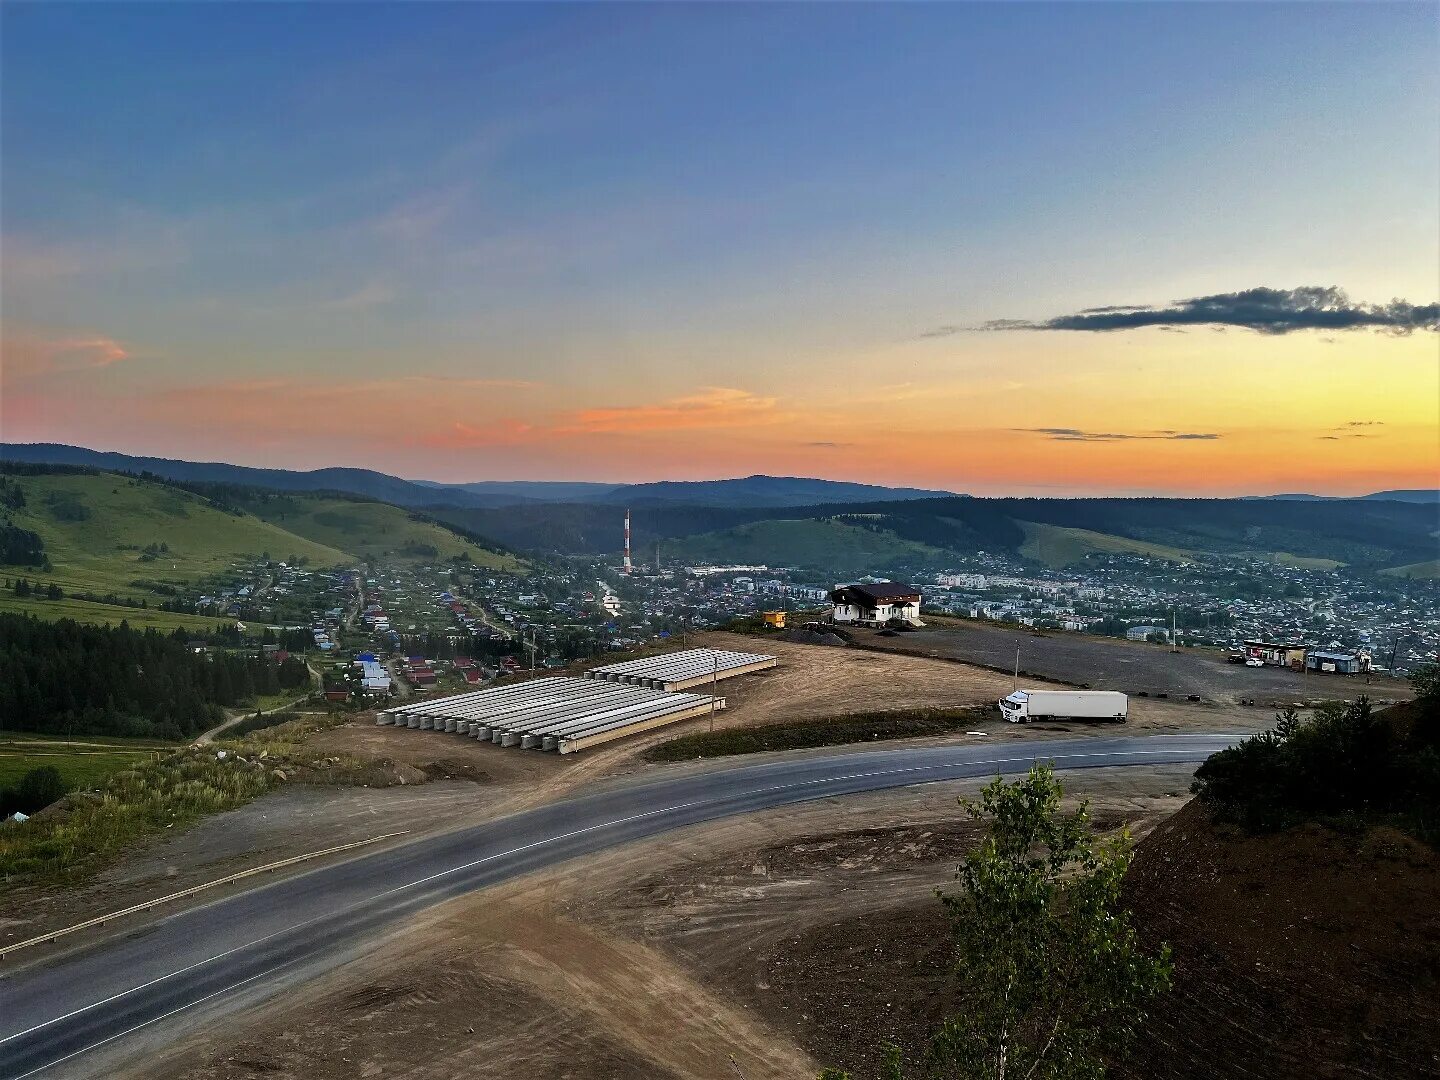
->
<box><xmin>0</xmin><ymin>733</ymin><xmax>1238</xmax><ymax>1078</ymax></box>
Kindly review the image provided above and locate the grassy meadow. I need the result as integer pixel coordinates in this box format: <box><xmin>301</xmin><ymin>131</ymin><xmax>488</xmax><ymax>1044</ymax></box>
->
<box><xmin>0</xmin><ymin>713</ymin><xmax>366</xmax><ymax>886</ymax></box>
<box><xmin>0</xmin><ymin>733</ymin><xmax>172</xmax><ymax>791</ymax></box>
<box><xmin>0</xmin><ymin>471</ymin><xmax>353</xmax><ymax>628</ymax></box>
<box><xmin>1017</xmin><ymin>520</ymin><xmax>1194</xmax><ymax>568</ymax></box>
<box><xmin>241</xmin><ymin>494</ymin><xmax>525</xmax><ymax>570</ymax></box>
<box><xmin>0</xmin><ymin>590</ymin><xmax>235</xmax><ymax>632</ymax></box>
<box><xmin>1381</xmin><ymin>559</ymin><xmax>1440</xmax><ymax>580</ymax></box>
<box><xmin>668</xmin><ymin>517</ymin><xmax>945</xmax><ymax>572</ymax></box>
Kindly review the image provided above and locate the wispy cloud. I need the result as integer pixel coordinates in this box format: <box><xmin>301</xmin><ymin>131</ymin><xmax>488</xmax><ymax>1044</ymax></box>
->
<box><xmin>560</xmin><ymin>387</ymin><xmax>790</xmax><ymax>434</ymax></box>
<box><xmin>2</xmin><ymin>332</ymin><xmax>132</xmax><ymax>379</ymax></box>
<box><xmin>804</xmin><ymin>440</ymin><xmax>854</xmax><ymax>449</ymax></box>
<box><xmin>1018</xmin><ymin>428</ymin><xmax>1222</xmax><ymax>442</ymax></box>
<box><xmin>1</xmin><ymin>224</ymin><xmax>190</xmax><ymax>281</ymax></box>
<box><xmin>926</xmin><ymin>286</ymin><xmax>1439</xmax><ymax>337</ymax></box>
<box><xmin>1317</xmin><ymin>420</ymin><xmax>1386</xmax><ymax>441</ymax></box>
<box><xmin>324</xmin><ymin>282</ymin><xmax>397</xmax><ymax>310</ymax></box>
<box><xmin>369</xmin><ymin>187</ymin><xmax>468</xmax><ymax>246</ymax></box>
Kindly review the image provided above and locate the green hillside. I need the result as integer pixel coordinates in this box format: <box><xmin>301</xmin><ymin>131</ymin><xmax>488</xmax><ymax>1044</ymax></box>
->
<box><xmin>237</xmin><ymin>493</ymin><xmax>524</xmax><ymax>570</ymax></box>
<box><xmin>0</xmin><ymin>592</ymin><xmax>236</xmax><ymax>632</ymax></box>
<box><xmin>1017</xmin><ymin>521</ymin><xmax>1192</xmax><ymax>568</ymax></box>
<box><xmin>0</xmin><ymin>471</ymin><xmax>350</xmax><ymax>609</ymax></box>
<box><xmin>1380</xmin><ymin>559</ymin><xmax>1440</xmax><ymax>580</ymax></box>
<box><xmin>1254</xmin><ymin>551</ymin><xmax>1346</xmax><ymax>571</ymax></box>
<box><xmin>667</xmin><ymin>517</ymin><xmax>946</xmax><ymax>572</ymax></box>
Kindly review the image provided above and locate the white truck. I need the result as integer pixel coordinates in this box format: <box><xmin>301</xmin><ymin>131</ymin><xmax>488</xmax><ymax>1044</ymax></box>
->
<box><xmin>999</xmin><ymin>689</ymin><xmax>1128</xmax><ymax>724</ymax></box>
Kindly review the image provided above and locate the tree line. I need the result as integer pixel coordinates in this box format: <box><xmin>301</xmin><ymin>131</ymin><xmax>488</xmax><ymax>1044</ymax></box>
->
<box><xmin>0</xmin><ymin>522</ymin><xmax>47</xmax><ymax>567</ymax></box>
<box><xmin>0</xmin><ymin>613</ymin><xmax>311</xmax><ymax>740</ymax></box>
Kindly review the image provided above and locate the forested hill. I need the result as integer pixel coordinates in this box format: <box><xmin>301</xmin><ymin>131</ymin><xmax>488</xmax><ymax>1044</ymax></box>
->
<box><xmin>0</xmin><ymin>614</ymin><xmax>311</xmax><ymax>739</ymax></box>
<box><xmin>433</xmin><ymin>495</ymin><xmax>1438</xmax><ymax>570</ymax></box>
<box><xmin>0</xmin><ymin>445</ymin><xmax>960</xmax><ymax>510</ymax></box>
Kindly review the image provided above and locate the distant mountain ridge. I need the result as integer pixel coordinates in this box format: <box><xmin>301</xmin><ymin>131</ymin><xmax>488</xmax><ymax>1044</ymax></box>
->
<box><xmin>434</xmin><ymin>493</ymin><xmax>1438</xmax><ymax>572</ymax></box>
<box><xmin>414</xmin><ymin>479</ymin><xmax>621</xmax><ymax>502</ymax></box>
<box><xmin>1253</xmin><ymin>489</ymin><xmax>1439</xmax><ymax>504</ymax></box>
<box><xmin>3</xmin><ymin>445</ymin><xmax>1432</xmax><ymax>573</ymax></box>
<box><xmin>0</xmin><ymin>445</ymin><xmax>960</xmax><ymax>509</ymax></box>
<box><xmin>0</xmin><ymin>443</ymin><xmax>497</xmax><ymax>509</ymax></box>
<box><xmin>600</xmin><ymin>474</ymin><xmax>959</xmax><ymax>508</ymax></box>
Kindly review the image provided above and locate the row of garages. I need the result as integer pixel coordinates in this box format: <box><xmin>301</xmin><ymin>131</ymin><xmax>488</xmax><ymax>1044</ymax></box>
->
<box><xmin>377</xmin><ymin>675</ymin><xmax>721</xmax><ymax>754</ymax></box>
<box><xmin>585</xmin><ymin>647</ymin><xmax>777</xmax><ymax>691</ymax></box>
<box><xmin>377</xmin><ymin>648</ymin><xmax>776</xmax><ymax>754</ymax></box>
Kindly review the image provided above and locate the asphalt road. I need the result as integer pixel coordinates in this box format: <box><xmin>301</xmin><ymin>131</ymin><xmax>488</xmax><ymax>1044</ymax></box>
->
<box><xmin>0</xmin><ymin>733</ymin><xmax>1239</xmax><ymax>1078</ymax></box>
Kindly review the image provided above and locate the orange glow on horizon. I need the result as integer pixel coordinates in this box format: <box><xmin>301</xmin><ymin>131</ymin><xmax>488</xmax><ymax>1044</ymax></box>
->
<box><xmin>4</xmin><ymin>324</ymin><xmax>1437</xmax><ymax>496</ymax></box>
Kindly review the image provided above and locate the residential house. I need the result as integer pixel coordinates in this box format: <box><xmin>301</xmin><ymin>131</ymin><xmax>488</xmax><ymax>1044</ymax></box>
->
<box><xmin>829</xmin><ymin>582</ymin><xmax>923</xmax><ymax>626</ymax></box>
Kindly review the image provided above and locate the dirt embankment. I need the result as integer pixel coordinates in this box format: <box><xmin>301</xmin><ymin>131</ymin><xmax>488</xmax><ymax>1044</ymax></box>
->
<box><xmin>1118</xmin><ymin>801</ymin><xmax>1440</xmax><ymax>1080</ymax></box>
<box><xmin>132</xmin><ymin>768</ymin><xmax>1195</xmax><ymax>1080</ymax></box>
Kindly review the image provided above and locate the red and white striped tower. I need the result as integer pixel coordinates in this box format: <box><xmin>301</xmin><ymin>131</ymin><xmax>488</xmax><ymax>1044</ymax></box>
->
<box><xmin>623</xmin><ymin>508</ymin><xmax>633</xmax><ymax>574</ymax></box>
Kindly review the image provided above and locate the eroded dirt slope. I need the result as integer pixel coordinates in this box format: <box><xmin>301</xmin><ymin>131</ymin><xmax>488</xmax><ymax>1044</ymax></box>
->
<box><xmin>1117</xmin><ymin>801</ymin><xmax>1440</xmax><ymax>1080</ymax></box>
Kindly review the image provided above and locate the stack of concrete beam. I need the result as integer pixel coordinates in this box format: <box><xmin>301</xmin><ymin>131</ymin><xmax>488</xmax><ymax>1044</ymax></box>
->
<box><xmin>376</xmin><ymin>677</ymin><xmax>723</xmax><ymax>754</ymax></box>
<box><xmin>582</xmin><ymin>648</ymin><xmax>777</xmax><ymax>691</ymax></box>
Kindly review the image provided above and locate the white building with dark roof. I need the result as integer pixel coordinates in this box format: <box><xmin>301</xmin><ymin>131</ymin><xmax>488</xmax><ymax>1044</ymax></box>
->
<box><xmin>829</xmin><ymin>582</ymin><xmax>923</xmax><ymax>626</ymax></box>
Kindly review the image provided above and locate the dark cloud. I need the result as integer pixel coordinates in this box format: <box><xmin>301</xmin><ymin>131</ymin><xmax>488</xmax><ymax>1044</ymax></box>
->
<box><xmin>1319</xmin><ymin>436</ymin><xmax>1341</xmax><ymax>441</ymax></box>
<box><xmin>803</xmin><ymin>440</ymin><xmax>854</xmax><ymax>448</ymax></box>
<box><xmin>1344</xmin><ymin>420</ymin><xmax>1384</xmax><ymax>427</ymax></box>
<box><xmin>1018</xmin><ymin>428</ymin><xmax>1221</xmax><ymax>442</ymax></box>
<box><xmin>924</xmin><ymin>287</ymin><xmax>1439</xmax><ymax>337</ymax></box>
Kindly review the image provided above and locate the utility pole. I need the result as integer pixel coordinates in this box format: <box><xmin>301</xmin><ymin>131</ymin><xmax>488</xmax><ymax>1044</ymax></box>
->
<box><xmin>1013</xmin><ymin>641</ymin><xmax>1021</xmax><ymax>690</ymax></box>
<box><xmin>709</xmin><ymin>650</ymin><xmax>718</xmax><ymax>733</ymax></box>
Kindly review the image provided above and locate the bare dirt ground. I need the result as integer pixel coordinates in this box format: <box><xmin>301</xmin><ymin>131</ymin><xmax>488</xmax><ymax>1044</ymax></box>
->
<box><xmin>1118</xmin><ymin>800</ymin><xmax>1440</xmax><ymax>1080</ymax></box>
<box><xmin>846</xmin><ymin>618</ymin><xmax>1411</xmax><ymax>708</ymax></box>
<box><xmin>133</xmin><ymin>766</ymin><xmax>1196</xmax><ymax>1080</ymax></box>
<box><xmin>2</xmin><ymin>631</ymin><xmax>1252</xmax><ymax>950</ymax></box>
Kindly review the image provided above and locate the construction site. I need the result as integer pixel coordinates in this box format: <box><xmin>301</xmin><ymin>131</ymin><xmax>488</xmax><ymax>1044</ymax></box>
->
<box><xmin>8</xmin><ymin>630</ymin><xmax>1423</xmax><ymax>1080</ymax></box>
<box><xmin>375</xmin><ymin>648</ymin><xmax>778</xmax><ymax>752</ymax></box>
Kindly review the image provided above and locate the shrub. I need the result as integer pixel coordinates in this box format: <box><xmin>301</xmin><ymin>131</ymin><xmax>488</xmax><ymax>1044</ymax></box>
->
<box><xmin>645</xmin><ymin>705</ymin><xmax>994</xmax><ymax>761</ymax></box>
<box><xmin>225</xmin><ymin>710</ymin><xmax>302</xmax><ymax>738</ymax></box>
<box><xmin>0</xmin><ymin>766</ymin><xmax>69</xmax><ymax>817</ymax></box>
<box><xmin>1192</xmin><ymin>690</ymin><xmax>1440</xmax><ymax>842</ymax></box>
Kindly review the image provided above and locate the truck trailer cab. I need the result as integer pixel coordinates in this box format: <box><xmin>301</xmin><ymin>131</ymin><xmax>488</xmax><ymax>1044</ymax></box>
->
<box><xmin>999</xmin><ymin>689</ymin><xmax>1128</xmax><ymax>724</ymax></box>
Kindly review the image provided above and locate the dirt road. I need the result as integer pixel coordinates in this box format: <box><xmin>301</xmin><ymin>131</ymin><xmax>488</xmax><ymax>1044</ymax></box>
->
<box><xmin>847</xmin><ymin>620</ymin><xmax>1409</xmax><ymax>707</ymax></box>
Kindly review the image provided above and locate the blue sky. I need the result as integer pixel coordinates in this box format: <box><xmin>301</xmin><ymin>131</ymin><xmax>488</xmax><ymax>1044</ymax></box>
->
<box><xmin>3</xmin><ymin>3</ymin><xmax>1437</xmax><ymax>492</ymax></box>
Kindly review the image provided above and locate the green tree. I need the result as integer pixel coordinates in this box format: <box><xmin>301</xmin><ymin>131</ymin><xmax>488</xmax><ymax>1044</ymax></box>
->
<box><xmin>1411</xmin><ymin>662</ymin><xmax>1439</xmax><ymax>708</ymax></box>
<box><xmin>4</xmin><ymin>764</ymin><xmax>69</xmax><ymax>815</ymax></box>
<box><xmin>822</xmin><ymin>765</ymin><xmax>1171</xmax><ymax>1080</ymax></box>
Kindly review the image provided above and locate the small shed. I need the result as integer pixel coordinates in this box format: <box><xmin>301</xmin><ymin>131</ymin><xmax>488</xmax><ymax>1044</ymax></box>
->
<box><xmin>1305</xmin><ymin>649</ymin><xmax>1364</xmax><ymax>675</ymax></box>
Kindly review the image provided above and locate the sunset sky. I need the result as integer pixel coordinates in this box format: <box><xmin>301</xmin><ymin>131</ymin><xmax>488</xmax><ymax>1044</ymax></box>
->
<box><xmin>3</xmin><ymin>2</ymin><xmax>1437</xmax><ymax>496</ymax></box>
